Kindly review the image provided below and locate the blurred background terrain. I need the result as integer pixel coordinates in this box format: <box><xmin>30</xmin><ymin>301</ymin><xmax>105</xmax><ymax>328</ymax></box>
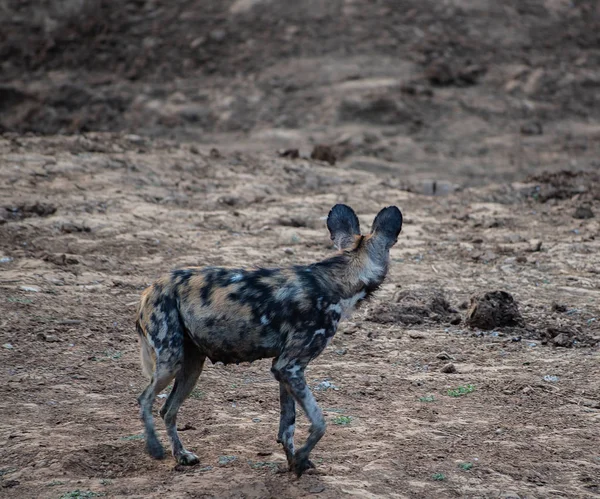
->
<box><xmin>1</xmin><ymin>0</ymin><xmax>600</xmax><ymax>184</ymax></box>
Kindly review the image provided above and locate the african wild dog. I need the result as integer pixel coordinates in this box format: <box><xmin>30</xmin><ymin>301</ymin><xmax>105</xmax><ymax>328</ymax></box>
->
<box><xmin>136</xmin><ymin>204</ymin><xmax>402</xmax><ymax>476</ymax></box>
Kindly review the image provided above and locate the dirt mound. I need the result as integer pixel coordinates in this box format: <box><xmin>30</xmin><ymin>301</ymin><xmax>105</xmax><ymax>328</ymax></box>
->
<box><xmin>1</xmin><ymin>202</ymin><xmax>57</xmax><ymax>222</ymax></box>
<box><xmin>62</xmin><ymin>443</ymin><xmax>147</xmax><ymax>479</ymax></box>
<box><xmin>527</xmin><ymin>170</ymin><xmax>600</xmax><ymax>202</ymax></box>
<box><xmin>368</xmin><ymin>288</ymin><xmax>460</xmax><ymax>326</ymax></box>
<box><xmin>465</xmin><ymin>290</ymin><xmax>523</xmax><ymax>330</ymax></box>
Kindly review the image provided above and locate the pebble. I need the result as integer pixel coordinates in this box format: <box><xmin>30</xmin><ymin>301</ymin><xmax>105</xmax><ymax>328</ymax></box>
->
<box><xmin>314</xmin><ymin>380</ymin><xmax>339</xmax><ymax>391</ymax></box>
<box><xmin>441</xmin><ymin>363</ymin><xmax>456</xmax><ymax>374</ymax></box>
<box><xmin>552</xmin><ymin>333</ymin><xmax>573</xmax><ymax>348</ymax></box>
<box><xmin>530</xmin><ymin>240</ymin><xmax>543</xmax><ymax>252</ymax></box>
<box><xmin>573</xmin><ymin>204</ymin><xmax>594</xmax><ymax>220</ymax></box>
<box><xmin>520</xmin><ymin>121</ymin><xmax>543</xmax><ymax>135</ymax></box>
<box><xmin>580</xmin><ymin>398</ymin><xmax>600</xmax><ymax>409</ymax></box>
<box><xmin>209</xmin><ymin>29</ymin><xmax>227</xmax><ymax>43</ymax></box>
<box><xmin>436</xmin><ymin>351</ymin><xmax>452</xmax><ymax>360</ymax></box>
<box><xmin>36</xmin><ymin>332</ymin><xmax>60</xmax><ymax>343</ymax></box>
<box><xmin>218</xmin><ymin>455</ymin><xmax>236</xmax><ymax>465</ymax></box>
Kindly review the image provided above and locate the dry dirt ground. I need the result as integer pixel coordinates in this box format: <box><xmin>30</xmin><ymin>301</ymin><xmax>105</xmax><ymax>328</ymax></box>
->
<box><xmin>1</xmin><ymin>1</ymin><xmax>600</xmax><ymax>498</ymax></box>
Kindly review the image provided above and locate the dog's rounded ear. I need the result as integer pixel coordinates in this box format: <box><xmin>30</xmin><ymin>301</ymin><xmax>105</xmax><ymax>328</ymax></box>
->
<box><xmin>370</xmin><ymin>206</ymin><xmax>402</xmax><ymax>247</ymax></box>
<box><xmin>327</xmin><ymin>204</ymin><xmax>361</xmax><ymax>250</ymax></box>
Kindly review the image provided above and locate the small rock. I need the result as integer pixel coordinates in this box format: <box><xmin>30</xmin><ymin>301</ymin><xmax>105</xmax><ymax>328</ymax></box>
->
<box><xmin>573</xmin><ymin>204</ymin><xmax>594</xmax><ymax>220</ymax></box>
<box><xmin>580</xmin><ymin>398</ymin><xmax>600</xmax><ymax>409</ymax></box>
<box><xmin>409</xmin><ymin>332</ymin><xmax>425</xmax><ymax>339</ymax></box>
<box><xmin>425</xmin><ymin>60</ymin><xmax>453</xmax><ymax>85</ymax></box>
<box><xmin>125</xmin><ymin>134</ymin><xmax>145</xmax><ymax>144</ymax></box>
<box><xmin>343</xmin><ymin>325</ymin><xmax>357</xmax><ymax>335</ymax></box>
<box><xmin>309</xmin><ymin>485</ymin><xmax>326</xmax><ymax>494</ymax></box>
<box><xmin>552</xmin><ymin>302</ymin><xmax>568</xmax><ymax>313</ymax></box>
<box><xmin>552</xmin><ymin>333</ymin><xmax>573</xmax><ymax>348</ymax></box>
<box><xmin>516</xmin><ymin>255</ymin><xmax>527</xmax><ymax>264</ymax></box>
<box><xmin>168</xmin><ymin>91</ymin><xmax>187</xmax><ymax>104</ymax></box>
<box><xmin>481</xmin><ymin>251</ymin><xmax>498</xmax><ymax>262</ymax></box>
<box><xmin>449</xmin><ymin>315</ymin><xmax>462</xmax><ymax>325</ymax></box>
<box><xmin>543</xmin><ymin>375</ymin><xmax>559</xmax><ymax>383</ymax></box>
<box><xmin>209</xmin><ymin>148</ymin><xmax>221</xmax><ymax>158</ymax></box>
<box><xmin>229</xmin><ymin>0</ymin><xmax>271</xmax><ymax>14</ymax></box>
<box><xmin>190</xmin><ymin>36</ymin><xmax>206</xmax><ymax>49</ymax></box>
<box><xmin>523</xmin><ymin>68</ymin><xmax>545</xmax><ymax>95</ymax></box>
<box><xmin>3</xmin><ymin>343</ymin><xmax>14</xmax><ymax>349</ymax></box>
<box><xmin>36</xmin><ymin>332</ymin><xmax>60</xmax><ymax>342</ymax></box>
<box><xmin>426</xmin><ymin>60</ymin><xmax>486</xmax><ymax>86</ymax></box>
<box><xmin>441</xmin><ymin>363</ymin><xmax>456</xmax><ymax>374</ymax></box>
<box><xmin>278</xmin><ymin>148</ymin><xmax>299</xmax><ymax>159</ymax></box>
<box><xmin>338</xmin><ymin>96</ymin><xmax>408</xmax><ymax>125</ymax></box>
<box><xmin>310</xmin><ymin>144</ymin><xmax>336</xmax><ymax>165</ymax></box>
<box><xmin>0</xmin><ymin>256</ymin><xmax>13</xmax><ymax>263</ymax></box>
<box><xmin>44</xmin><ymin>253</ymin><xmax>79</xmax><ymax>266</ymax></box>
<box><xmin>60</xmin><ymin>221</ymin><xmax>91</xmax><ymax>234</ymax></box>
<box><xmin>529</xmin><ymin>240</ymin><xmax>543</xmax><ymax>252</ymax></box>
<box><xmin>400</xmin><ymin>83</ymin><xmax>434</xmax><ymax>97</ymax></box>
<box><xmin>252</xmin><ymin>418</ymin><xmax>261</xmax><ymax>423</ymax></box>
<box><xmin>218</xmin><ymin>455</ymin><xmax>236</xmax><ymax>465</ymax></box>
<box><xmin>283</xmin><ymin>248</ymin><xmax>294</xmax><ymax>255</ymax></box>
<box><xmin>495</xmin><ymin>428</ymin><xmax>504</xmax><ymax>434</ymax></box>
<box><xmin>20</xmin><ymin>285</ymin><xmax>40</xmax><ymax>292</ymax></box>
<box><xmin>179</xmin><ymin>105</ymin><xmax>211</xmax><ymax>123</ymax></box>
<box><xmin>177</xmin><ymin>423</ymin><xmax>196</xmax><ymax>431</ymax></box>
<box><xmin>522</xmin><ymin>386</ymin><xmax>532</xmax><ymax>394</ymax></box>
<box><xmin>314</xmin><ymin>380</ymin><xmax>339</xmax><ymax>391</ymax></box>
<box><xmin>418</xmin><ymin>180</ymin><xmax>460</xmax><ymax>196</ymax></box>
<box><xmin>436</xmin><ymin>351</ymin><xmax>452</xmax><ymax>360</ymax></box>
<box><xmin>520</xmin><ymin>122</ymin><xmax>543</xmax><ymax>135</ymax></box>
<box><xmin>20</xmin><ymin>202</ymin><xmax>57</xmax><ymax>217</ymax></box>
<box><xmin>1</xmin><ymin>480</ymin><xmax>19</xmax><ymax>489</ymax></box>
<box><xmin>219</xmin><ymin>195</ymin><xmax>242</xmax><ymax>206</ymax></box>
<box><xmin>209</xmin><ymin>29</ymin><xmax>227</xmax><ymax>43</ymax></box>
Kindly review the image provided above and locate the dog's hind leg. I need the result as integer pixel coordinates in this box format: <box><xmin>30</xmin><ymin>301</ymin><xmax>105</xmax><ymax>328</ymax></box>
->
<box><xmin>136</xmin><ymin>298</ymin><xmax>185</xmax><ymax>461</ymax></box>
<box><xmin>159</xmin><ymin>335</ymin><xmax>205</xmax><ymax>465</ymax></box>
<box><xmin>137</xmin><ymin>360</ymin><xmax>178</xmax><ymax>460</ymax></box>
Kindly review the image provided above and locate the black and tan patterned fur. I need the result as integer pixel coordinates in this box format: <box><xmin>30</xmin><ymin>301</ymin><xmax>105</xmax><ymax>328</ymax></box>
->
<box><xmin>136</xmin><ymin>204</ymin><xmax>403</xmax><ymax>476</ymax></box>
